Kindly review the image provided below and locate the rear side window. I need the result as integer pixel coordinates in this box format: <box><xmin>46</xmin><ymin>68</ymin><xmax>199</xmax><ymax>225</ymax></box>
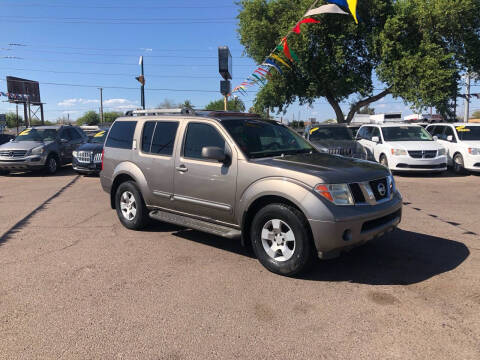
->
<box><xmin>105</xmin><ymin>121</ymin><xmax>137</xmax><ymax>149</ymax></box>
<box><xmin>183</xmin><ymin>123</ymin><xmax>225</xmax><ymax>159</ymax></box>
<box><xmin>142</xmin><ymin>121</ymin><xmax>178</xmax><ymax>156</ymax></box>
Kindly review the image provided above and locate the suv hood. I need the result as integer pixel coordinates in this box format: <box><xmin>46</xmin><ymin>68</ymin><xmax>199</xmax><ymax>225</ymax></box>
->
<box><xmin>310</xmin><ymin>139</ymin><xmax>365</xmax><ymax>152</ymax></box>
<box><xmin>77</xmin><ymin>142</ymin><xmax>104</xmax><ymax>152</ymax></box>
<box><xmin>0</xmin><ymin>140</ymin><xmax>50</xmax><ymax>151</ymax></box>
<box><xmin>253</xmin><ymin>152</ymin><xmax>389</xmax><ymax>184</ymax></box>
<box><xmin>385</xmin><ymin>141</ymin><xmax>441</xmax><ymax>151</ymax></box>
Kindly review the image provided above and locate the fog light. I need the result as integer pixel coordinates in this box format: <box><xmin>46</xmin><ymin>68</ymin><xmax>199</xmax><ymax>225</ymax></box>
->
<box><xmin>342</xmin><ymin>229</ymin><xmax>352</xmax><ymax>242</ymax></box>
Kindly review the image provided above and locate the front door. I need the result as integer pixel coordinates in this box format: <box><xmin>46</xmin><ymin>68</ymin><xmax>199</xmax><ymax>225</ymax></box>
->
<box><xmin>173</xmin><ymin>121</ymin><xmax>237</xmax><ymax>225</ymax></box>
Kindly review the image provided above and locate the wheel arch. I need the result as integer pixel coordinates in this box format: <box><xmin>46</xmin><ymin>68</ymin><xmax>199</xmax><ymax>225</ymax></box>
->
<box><xmin>110</xmin><ymin>162</ymin><xmax>149</xmax><ymax>209</ymax></box>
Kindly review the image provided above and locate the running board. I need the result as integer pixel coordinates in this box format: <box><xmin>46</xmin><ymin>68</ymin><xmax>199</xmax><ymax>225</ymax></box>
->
<box><xmin>149</xmin><ymin>210</ymin><xmax>241</xmax><ymax>239</ymax></box>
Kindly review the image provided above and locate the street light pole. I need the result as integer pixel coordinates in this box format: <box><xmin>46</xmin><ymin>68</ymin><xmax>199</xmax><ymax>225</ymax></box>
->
<box><xmin>99</xmin><ymin>87</ymin><xmax>104</xmax><ymax>124</ymax></box>
<box><xmin>140</xmin><ymin>56</ymin><xmax>145</xmax><ymax>110</ymax></box>
<box><xmin>464</xmin><ymin>73</ymin><xmax>471</xmax><ymax>123</ymax></box>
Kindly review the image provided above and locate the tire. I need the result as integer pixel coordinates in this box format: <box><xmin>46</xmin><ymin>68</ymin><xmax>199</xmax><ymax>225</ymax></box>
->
<box><xmin>115</xmin><ymin>181</ymin><xmax>150</xmax><ymax>230</ymax></box>
<box><xmin>453</xmin><ymin>153</ymin><xmax>466</xmax><ymax>175</ymax></box>
<box><xmin>250</xmin><ymin>203</ymin><xmax>315</xmax><ymax>276</ymax></box>
<box><xmin>44</xmin><ymin>154</ymin><xmax>59</xmax><ymax>175</ymax></box>
<box><xmin>379</xmin><ymin>154</ymin><xmax>389</xmax><ymax>168</ymax></box>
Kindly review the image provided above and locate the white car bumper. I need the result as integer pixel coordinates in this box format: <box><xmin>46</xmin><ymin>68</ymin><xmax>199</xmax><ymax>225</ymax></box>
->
<box><xmin>463</xmin><ymin>153</ymin><xmax>480</xmax><ymax>172</ymax></box>
<box><xmin>388</xmin><ymin>155</ymin><xmax>448</xmax><ymax>172</ymax></box>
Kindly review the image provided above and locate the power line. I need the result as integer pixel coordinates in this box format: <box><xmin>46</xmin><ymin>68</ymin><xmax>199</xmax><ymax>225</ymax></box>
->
<box><xmin>0</xmin><ymin>2</ymin><xmax>236</xmax><ymax>9</ymax></box>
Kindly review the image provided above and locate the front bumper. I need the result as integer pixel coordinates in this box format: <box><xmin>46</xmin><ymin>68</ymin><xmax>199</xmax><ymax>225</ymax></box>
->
<box><xmin>0</xmin><ymin>155</ymin><xmax>47</xmax><ymax>171</ymax></box>
<box><xmin>309</xmin><ymin>192</ymin><xmax>403</xmax><ymax>258</ymax></box>
<box><xmin>463</xmin><ymin>153</ymin><xmax>480</xmax><ymax>172</ymax></box>
<box><xmin>389</xmin><ymin>155</ymin><xmax>447</xmax><ymax>172</ymax></box>
<box><xmin>72</xmin><ymin>158</ymin><xmax>101</xmax><ymax>174</ymax></box>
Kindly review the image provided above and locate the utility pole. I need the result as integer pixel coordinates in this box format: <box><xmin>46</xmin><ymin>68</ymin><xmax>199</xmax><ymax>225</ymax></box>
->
<box><xmin>99</xmin><ymin>88</ymin><xmax>104</xmax><ymax>124</ymax></box>
<box><xmin>140</xmin><ymin>56</ymin><xmax>145</xmax><ymax>109</ymax></box>
<box><xmin>16</xmin><ymin>103</ymin><xmax>19</xmax><ymax>135</ymax></box>
<box><xmin>464</xmin><ymin>73</ymin><xmax>471</xmax><ymax>123</ymax></box>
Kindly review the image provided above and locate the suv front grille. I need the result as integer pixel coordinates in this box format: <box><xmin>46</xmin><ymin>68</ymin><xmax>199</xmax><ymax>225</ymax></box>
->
<box><xmin>328</xmin><ymin>148</ymin><xmax>352</xmax><ymax>156</ymax></box>
<box><xmin>77</xmin><ymin>151</ymin><xmax>93</xmax><ymax>163</ymax></box>
<box><xmin>349</xmin><ymin>177</ymin><xmax>392</xmax><ymax>205</ymax></box>
<box><xmin>408</xmin><ymin>150</ymin><xmax>437</xmax><ymax>159</ymax></box>
<box><xmin>0</xmin><ymin>150</ymin><xmax>28</xmax><ymax>158</ymax></box>
<box><xmin>369</xmin><ymin>178</ymin><xmax>389</xmax><ymax>202</ymax></box>
<box><xmin>349</xmin><ymin>183</ymin><xmax>366</xmax><ymax>203</ymax></box>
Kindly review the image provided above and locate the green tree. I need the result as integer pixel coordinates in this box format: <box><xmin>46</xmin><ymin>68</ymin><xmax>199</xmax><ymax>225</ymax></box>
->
<box><xmin>103</xmin><ymin>111</ymin><xmax>123</xmax><ymax>124</ymax></box>
<box><xmin>358</xmin><ymin>106</ymin><xmax>375</xmax><ymax>115</ymax></box>
<box><xmin>237</xmin><ymin>0</ymin><xmax>480</xmax><ymax>123</ymax></box>
<box><xmin>157</xmin><ymin>99</ymin><xmax>178</xmax><ymax>109</ymax></box>
<box><xmin>205</xmin><ymin>98</ymin><xmax>246</xmax><ymax>111</ymax></box>
<box><xmin>77</xmin><ymin>111</ymin><xmax>100</xmax><ymax>126</ymax></box>
<box><xmin>471</xmin><ymin>110</ymin><xmax>480</xmax><ymax>119</ymax></box>
<box><xmin>4</xmin><ymin>113</ymin><xmax>24</xmax><ymax>128</ymax></box>
<box><xmin>181</xmin><ymin>99</ymin><xmax>194</xmax><ymax>110</ymax></box>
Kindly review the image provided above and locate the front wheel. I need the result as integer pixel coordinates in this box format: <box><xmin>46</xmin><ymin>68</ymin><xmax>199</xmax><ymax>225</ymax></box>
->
<box><xmin>250</xmin><ymin>203</ymin><xmax>315</xmax><ymax>276</ymax></box>
<box><xmin>44</xmin><ymin>155</ymin><xmax>59</xmax><ymax>175</ymax></box>
<box><xmin>115</xmin><ymin>181</ymin><xmax>150</xmax><ymax>230</ymax></box>
<box><xmin>453</xmin><ymin>153</ymin><xmax>466</xmax><ymax>175</ymax></box>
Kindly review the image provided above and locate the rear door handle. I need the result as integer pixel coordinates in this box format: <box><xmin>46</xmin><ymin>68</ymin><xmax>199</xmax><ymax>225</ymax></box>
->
<box><xmin>176</xmin><ymin>165</ymin><xmax>188</xmax><ymax>173</ymax></box>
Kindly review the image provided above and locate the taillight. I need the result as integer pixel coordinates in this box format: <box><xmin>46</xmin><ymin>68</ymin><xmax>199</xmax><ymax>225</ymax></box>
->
<box><xmin>101</xmin><ymin>149</ymin><xmax>104</xmax><ymax>171</ymax></box>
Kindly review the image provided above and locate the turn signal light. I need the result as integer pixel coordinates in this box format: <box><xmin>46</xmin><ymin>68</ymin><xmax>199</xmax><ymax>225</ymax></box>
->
<box><xmin>101</xmin><ymin>149</ymin><xmax>105</xmax><ymax>171</ymax></box>
<box><xmin>315</xmin><ymin>185</ymin><xmax>334</xmax><ymax>202</ymax></box>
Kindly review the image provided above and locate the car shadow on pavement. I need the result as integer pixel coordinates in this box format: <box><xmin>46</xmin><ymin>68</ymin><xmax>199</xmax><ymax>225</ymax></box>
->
<box><xmin>301</xmin><ymin>229</ymin><xmax>470</xmax><ymax>285</ymax></box>
<box><xmin>5</xmin><ymin>166</ymin><xmax>77</xmax><ymax>178</ymax></box>
<box><xmin>394</xmin><ymin>171</ymin><xmax>467</xmax><ymax>179</ymax></box>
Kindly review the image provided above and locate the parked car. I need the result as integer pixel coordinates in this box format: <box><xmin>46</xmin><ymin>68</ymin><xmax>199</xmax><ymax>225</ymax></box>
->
<box><xmin>0</xmin><ymin>133</ymin><xmax>14</xmax><ymax>145</ymax></box>
<box><xmin>347</xmin><ymin>124</ymin><xmax>361</xmax><ymax>138</ymax></box>
<box><xmin>305</xmin><ymin>124</ymin><xmax>369</xmax><ymax>160</ymax></box>
<box><xmin>426</xmin><ymin>123</ymin><xmax>480</xmax><ymax>174</ymax></box>
<box><xmin>100</xmin><ymin>109</ymin><xmax>402</xmax><ymax>276</ymax></box>
<box><xmin>72</xmin><ymin>129</ymin><xmax>107</xmax><ymax>175</ymax></box>
<box><xmin>0</xmin><ymin>125</ymin><xmax>87</xmax><ymax>175</ymax></box>
<box><xmin>356</xmin><ymin>124</ymin><xmax>447</xmax><ymax>172</ymax></box>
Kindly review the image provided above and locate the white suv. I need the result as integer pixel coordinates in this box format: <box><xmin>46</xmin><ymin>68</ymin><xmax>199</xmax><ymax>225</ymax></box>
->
<box><xmin>356</xmin><ymin>124</ymin><xmax>447</xmax><ymax>172</ymax></box>
<box><xmin>426</xmin><ymin>123</ymin><xmax>480</xmax><ymax>174</ymax></box>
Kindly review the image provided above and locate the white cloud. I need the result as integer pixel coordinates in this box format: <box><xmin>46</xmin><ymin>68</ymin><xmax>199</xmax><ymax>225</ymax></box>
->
<box><xmin>103</xmin><ymin>98</ymin><xmax>139</xmax><ymax>111</ymax></box>
<box><xmin>57</xmin><ymin>98</ymin><xmax>99</xmax><ymax>107</ymax></box>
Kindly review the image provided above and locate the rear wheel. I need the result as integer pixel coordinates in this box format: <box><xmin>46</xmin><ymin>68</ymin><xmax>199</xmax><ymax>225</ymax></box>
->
<box><xmin>115</xmin><ymin>181</ymin><xmax>149</xmax><ymax>230</ymax></box>
<box><xmin>250</xmin><ymin>203</ymin><xmax>315</xmax><ymax>276</ymax></box>
<box><xmin>379</xmin><ymin>154</ymin><xmax>389</xmax><ymax>168</ymax></box>
<box><xmin>453</xmin><ymin>153</ymin><xmax>466</xmax><ymax>175</ymax></box>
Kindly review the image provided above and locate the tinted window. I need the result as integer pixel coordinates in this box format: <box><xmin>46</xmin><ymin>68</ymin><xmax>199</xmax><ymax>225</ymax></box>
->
<box><xmin>15</xmin><ymin>128</ymin><xmax>58</xmax><ymax>142</ymax></box>
<box><xmin>67</xmin><ymin>128</ymin><xmax>82</xmax><ymax>140</ymax></box>
<box><xmin>59</xmin><ymin>128</ymin><xmax>72</xmax><ymax>141</ymax></box>
<box><xmin>141</xmin><ymin>121</ymin><xmax>156</xmax><ymax>153</ymax></box>
<box><xmin>429</xmin><ymin>126</ymin><xmax>444</xmax><ymax>137</ymax></box>
<box><xmin>372</xmin><ymin>127</ymin><xmax>381</xmax><ymax>139</ymax></box>
<box><xmin>444</xmin><ymin>126</ymin><xmax>455</xmax><ymax>141</ymax></box>
<box><xmin>382</xmin><ymin>126</ymin><xmax>433</xmax><ymax>141</ymax></box>
<box><xmin>184</xmin><ymin>123</ymin><xmax>225</xmax><ymax>159</ymax></box>
<box><xmin>150</xmin><ymin>122</ymin><xmax>178</xmax><ymax>155</ymax></box>
<box><xmin>358</xmin><ymin>127</ymin><xmax>373</xmax><ymax>140</ymax></box>
<box><xmin>105</xmin><ymin>121</ymin><xmax>137</xmax><ymax>149</ymax></box>
<box><xmin>456</xmin><ymin>125</ymin><xmax>480</xmax><ymax>141</ymax></box>
<box><xmin>309</xmin><ymin>126</ymin><xmax>353</xmax><ymax>141</ymax></box>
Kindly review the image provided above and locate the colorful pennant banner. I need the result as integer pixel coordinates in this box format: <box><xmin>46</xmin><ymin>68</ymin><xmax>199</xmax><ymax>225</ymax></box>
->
<box><xmin>231</xmin><ymin>0</ymin><xmax>359</xmax><ymax>97</ymax></box>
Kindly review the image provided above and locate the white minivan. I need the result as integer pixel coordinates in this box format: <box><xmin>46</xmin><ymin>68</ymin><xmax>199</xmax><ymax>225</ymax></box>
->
<box><xmin>356</xmin><ymin>124</ymin><xmax>447</xmax><ymax>172</ymax></box>
<box><xmin>426</xmin><ymin>123</ymin><xmax>480</xmax><ymax>174</ymax></box>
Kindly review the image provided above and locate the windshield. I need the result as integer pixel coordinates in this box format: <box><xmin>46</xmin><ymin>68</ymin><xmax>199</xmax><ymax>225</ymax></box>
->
<box><xmin>14</xmin><ymin>128</ymin><xmax>58</xmax><ymax>142</ymax></box>
<box><xmin>89</xmin><ymin>130</ymin><xmax>107</xmax><ymax>144</ymax></box>
<box><xmin>382</xmin><ymin>126</ymin><xmax>433</xmax><ymax>142</ymax></box>
<box><xmin>455</xmin><ymin>125</ymin><xmax>480</xmax><ymax>141</ymax></box>
<box><xmin>222</xmin><ymin>119</ymin><xmax>316</xmax><ymax>159</ymax></box>
<box><xmin>309</xmin><ymin>126</ymin><xmax>353</xmax><ymax>141</ymax></box>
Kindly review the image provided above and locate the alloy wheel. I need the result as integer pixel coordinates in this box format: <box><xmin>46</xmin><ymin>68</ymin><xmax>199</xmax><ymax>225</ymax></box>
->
<box><xmin>120</xmin><ymin>191</ymin><xmax>137</xmax><ymax>221</ymax></box>
<box><xmin>261</xmin><ymin>219</ymin><xmax>296</xmax><ymax>262</ymax></box>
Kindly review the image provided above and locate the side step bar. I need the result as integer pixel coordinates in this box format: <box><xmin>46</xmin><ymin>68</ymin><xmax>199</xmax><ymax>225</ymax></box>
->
<box><xmin>149</xmin><ymin>210</ymin><xmax>241</xmax><ymax>239</ymax></box>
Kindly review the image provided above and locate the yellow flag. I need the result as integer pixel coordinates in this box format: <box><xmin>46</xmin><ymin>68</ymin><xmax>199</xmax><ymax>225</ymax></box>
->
<box><xmin>347</xmin><ymin>0</ymin><xmax>358</xmax><ymax>24</ymax></box>
<box><xmin>269</xmin><ymin>54</ymin><xmax>291</xmax><ymax>69</ymax></box>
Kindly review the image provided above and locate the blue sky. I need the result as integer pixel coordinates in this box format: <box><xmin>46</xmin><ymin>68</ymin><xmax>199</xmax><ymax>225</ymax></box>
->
<box><xmin>0</xmin><ymin>0</ymin><xmax>478</xmax><ymax>122</ymax></box>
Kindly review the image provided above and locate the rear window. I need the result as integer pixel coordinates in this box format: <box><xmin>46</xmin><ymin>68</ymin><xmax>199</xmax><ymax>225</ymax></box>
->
<box><xmin>105</xmin><ymin>121</ymin><xmax>137</xmax><ymax>149</ymax></box>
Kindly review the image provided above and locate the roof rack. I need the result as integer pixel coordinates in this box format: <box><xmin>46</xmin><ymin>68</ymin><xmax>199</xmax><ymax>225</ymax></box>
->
<box><xmin>125</xmin><ymin>107</ymin><xmax>195</xmax><ymax>117</ymax></box>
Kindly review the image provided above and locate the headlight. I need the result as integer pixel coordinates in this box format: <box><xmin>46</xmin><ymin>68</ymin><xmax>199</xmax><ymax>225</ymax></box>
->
<box><xmin>468</xmin><ymin>148</ymin><xmax>480</xmax><ymax>155</ymax></box>
<box><xmin>438</xmin><ymin>148</ymin><xmax>446</xmax><ymax>156</ymax></box>
<box><xmin>387</xmin><ymin>174</ymin><xmax>396</xmax><ymax>195</ymax></box>
<box><xmin>314</xmin><ymin>184</ymin><xmax>354</xmax><ymax>206</ymax></box>
<box><xmin>31</xmin><ymin>146</ymin><xmax>45</xmax><ymax>155</ymax></box>
<box><xmin>72</xmin><ymin>150</ymin><xmax>78</xmax><ymax>157</ymax></box>
<box><xmin>391</xmin><ymin>149</ymin><xmax>407</xmax><ymax>156</ymax></box>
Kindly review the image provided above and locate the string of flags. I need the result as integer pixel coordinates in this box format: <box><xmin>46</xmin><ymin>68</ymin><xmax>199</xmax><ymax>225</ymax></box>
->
<box><xmin>0</xmin><ymin>91</ymin><xmax>31</xmax><ymax>100</ymax></box>
<box><xmin>231</xmin><ymin>0</ymin><xmax>359</xmax><ymax>96</ymax></box>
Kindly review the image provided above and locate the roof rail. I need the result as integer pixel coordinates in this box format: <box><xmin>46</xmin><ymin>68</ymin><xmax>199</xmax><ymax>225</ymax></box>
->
<box><xmin>125</xmin><ymin>107</ymin><xmax>195</xmax><ymax>117</ymax></box>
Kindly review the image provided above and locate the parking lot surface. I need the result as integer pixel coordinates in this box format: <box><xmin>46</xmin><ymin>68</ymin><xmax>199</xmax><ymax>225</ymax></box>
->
<box><xmin>1</xmin><ymin>169</ymin><xmax>479</xmax><ymax>359</ymax></box>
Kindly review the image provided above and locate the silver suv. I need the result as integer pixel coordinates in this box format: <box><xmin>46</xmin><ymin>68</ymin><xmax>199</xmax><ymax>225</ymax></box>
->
<box><xmin>0</xmin><ymin>125</ymin><xmax>87</xmax><ymax>175</ymax></box>
<box><xmin>100</xmin><ymin>109</ymin><xmax>402</xmax><ymax>276</ymax></box>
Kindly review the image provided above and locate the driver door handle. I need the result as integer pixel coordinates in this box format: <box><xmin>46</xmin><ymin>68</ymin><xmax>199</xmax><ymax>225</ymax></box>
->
<box><xmin>176</xmin><ymin>165</ymin><xmax>188</xmax><ymax>173</ymax></box>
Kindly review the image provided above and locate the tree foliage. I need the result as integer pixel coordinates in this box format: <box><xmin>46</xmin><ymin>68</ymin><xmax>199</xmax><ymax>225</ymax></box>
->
<box><xmin>472</xmin><ymin>110</ymin><xmax>480</xmax><ymax>119</ymax></box>
<box><xmin>77</xmin><ymin>111</ymin><xmax>100</xmax><ymax>126</ymax></box>
<box><xmin>205</xmin><ymin>98</ymin><xmax>246</xmax><ymax>111</ymax></box>
<box><xmin>103</xmin><ymin>111</ymin><xmax>123</xmax><ymax>123</ymax></box>
<box><xmin>4</xmin><ymin>113</ymin><xmax>24</xmax><ymax>128</ymax></box>
<box><xmin>237</xmin><ymin>0</ymin><xmax>480</xmax><ymax>122</ymax></box>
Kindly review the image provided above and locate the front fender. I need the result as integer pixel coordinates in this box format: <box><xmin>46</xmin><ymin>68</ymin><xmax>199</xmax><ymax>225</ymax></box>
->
<box><xmin>237</xmin><ymin>177</ymin><xmax>334</xmax><ymax>224</ymax></box>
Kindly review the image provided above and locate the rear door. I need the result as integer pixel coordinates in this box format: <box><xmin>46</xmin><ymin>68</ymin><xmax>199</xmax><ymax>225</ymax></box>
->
<box><xmin>172</xmin><ymin>120</ymin><xmax>238</xmax><ymax>224</ymax></box>
<box><xmin>136</xmin><ymin>120</ymin><xmax>179</xmax><ymax>209</ymax></box>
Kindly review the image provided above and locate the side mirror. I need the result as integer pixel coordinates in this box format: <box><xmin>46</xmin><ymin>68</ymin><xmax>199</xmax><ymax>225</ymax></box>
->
<box><xmin>432</xmin><ymin>136</ymin><xmax>438</xmax><ymax>141</ymax></box>
<box><xmin>371</xmin><ymin>136</ymin><xmax>380</xmax><ymax>143</ymax></box>
<box><xmin>447</xmin><ymin>135</ymin><xmax>453</xmax><ymax>142</ymax></box>
<box><xmin>202</xmin><ymin>146</ymin><xmax>227</xmax><ymax>163</ymax></box>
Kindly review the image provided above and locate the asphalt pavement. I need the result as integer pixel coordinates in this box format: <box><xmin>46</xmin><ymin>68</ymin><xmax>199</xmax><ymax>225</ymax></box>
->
<box><xmin>0</xmin><ymin>168</ymin><xmax>479</xmax><ymax>359</ymax></box>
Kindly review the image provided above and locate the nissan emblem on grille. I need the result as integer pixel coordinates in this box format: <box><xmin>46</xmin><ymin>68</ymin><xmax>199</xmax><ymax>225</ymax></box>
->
<box><xmin>377</xmin><ymin>183</ymin><xmax>386</xmax><ymax>197</ymax></box>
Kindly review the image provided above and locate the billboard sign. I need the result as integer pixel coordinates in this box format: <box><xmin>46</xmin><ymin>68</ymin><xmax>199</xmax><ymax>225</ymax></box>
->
<box><xmin>6</xmin><ymin>76</ymin><xmax>41</xmax><ymax>104</ymax></box>
<box><xmin>218</xmin><ymin>46</ymin><xmax>232</xmax><ymax>80</ymax></box>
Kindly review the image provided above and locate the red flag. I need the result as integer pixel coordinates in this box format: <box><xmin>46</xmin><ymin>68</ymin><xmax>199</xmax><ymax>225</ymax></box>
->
<box><xmin>292</xmin><ymin>18</ymin><xmax>321</xmax><ymax>34</ymax></box>
<box><xmin>281</xmin><ymin>37</ymin><xmax>293</xmax><ymax>62</ymax></box>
